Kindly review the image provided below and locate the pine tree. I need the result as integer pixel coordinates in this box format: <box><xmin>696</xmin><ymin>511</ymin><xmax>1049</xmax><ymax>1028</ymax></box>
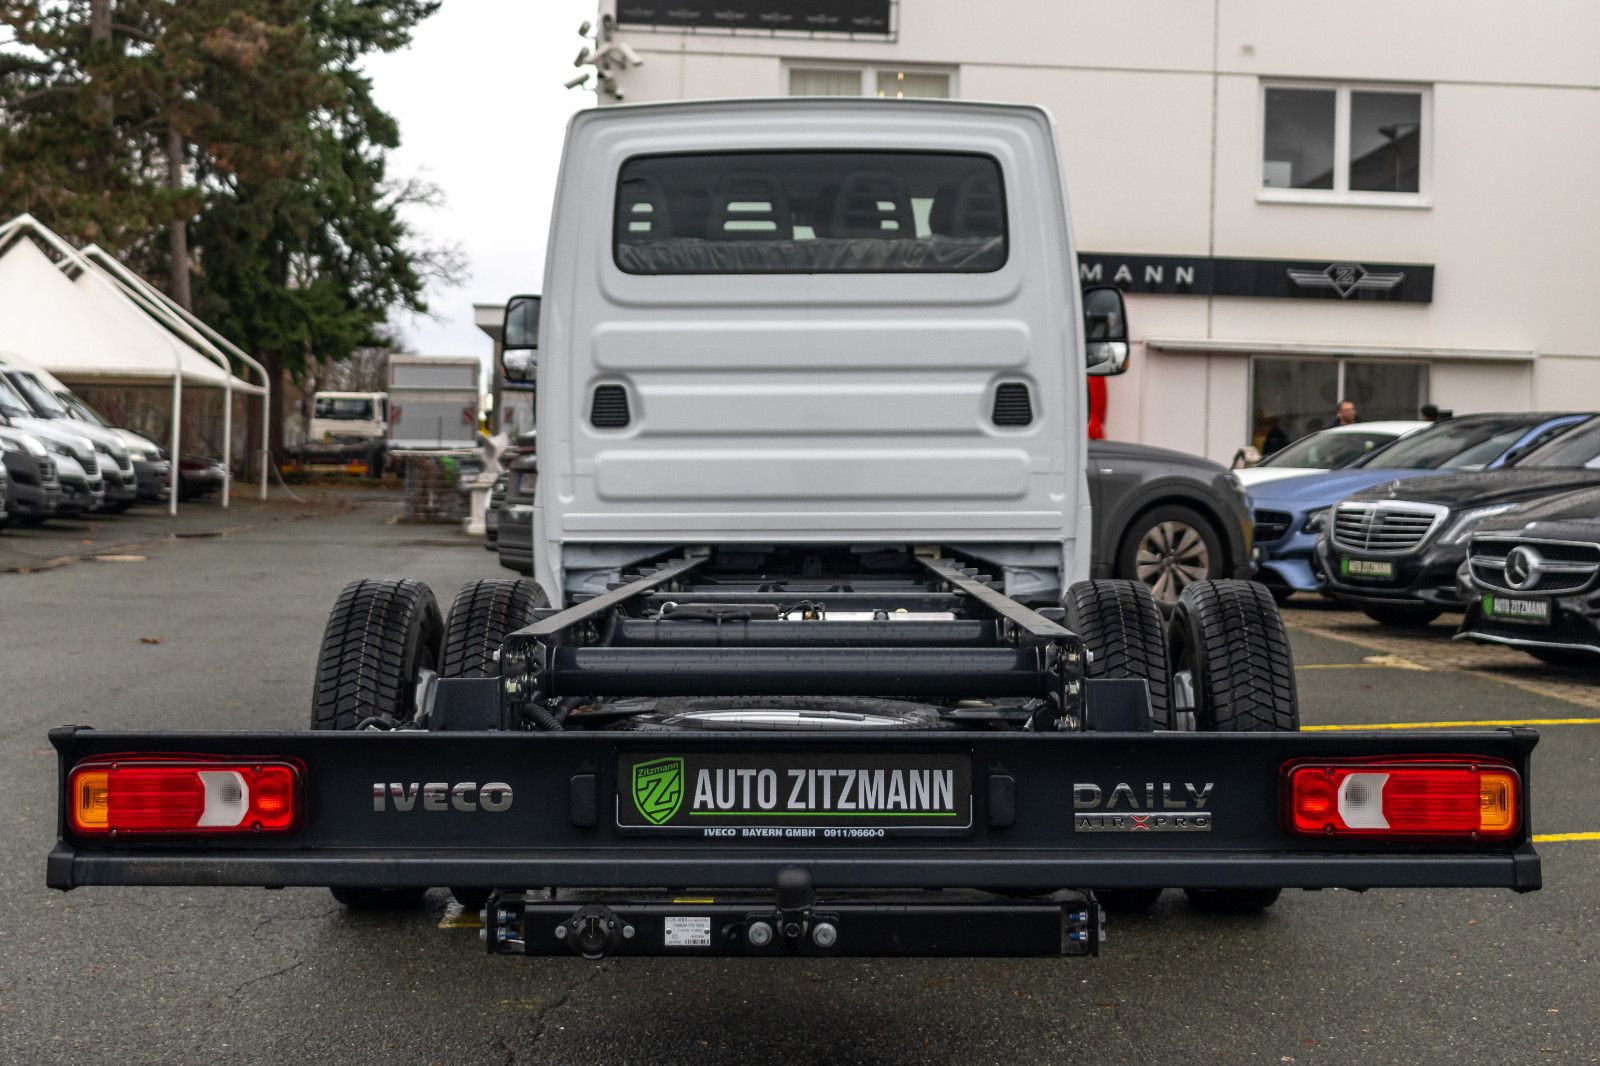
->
<box><xmin>0</xmin><ymin>0</ymin><xmax>452</xmax><ymax>465</ymax></box>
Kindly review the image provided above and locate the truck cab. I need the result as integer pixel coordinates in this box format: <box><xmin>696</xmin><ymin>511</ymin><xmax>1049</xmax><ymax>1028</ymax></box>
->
<box><xmin>309</xmin><ymin>391</ymin><xmax>388</xmax><ymax>446</ymax></box>
<box><xmin>523</xmin><ymin>99</ymin><xmax>1124</xmax><ymax>604</ymax></box>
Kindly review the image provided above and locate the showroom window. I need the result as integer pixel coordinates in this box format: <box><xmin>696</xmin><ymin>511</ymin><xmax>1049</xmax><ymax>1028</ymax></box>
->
<box><xmin>1261</xmin><ymin>83</ymin><xmax>1428</xmax><ymax>203</ymax></box>
<box><xmin>1250</xmin><ymin>356</ymin><xmax>1428</xmax><ymax>453</ymax></box>
<box><xmin>788</xmin><ymin>66</ymin><xmax>952</xmax><ymax>99</ymax></box>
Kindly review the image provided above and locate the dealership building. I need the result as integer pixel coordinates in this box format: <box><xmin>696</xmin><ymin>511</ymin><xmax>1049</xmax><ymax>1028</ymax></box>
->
<box><xmin>592</xmin><ymin>0</ymin><xmax>1600</xmax><ymax>463</ymax></box>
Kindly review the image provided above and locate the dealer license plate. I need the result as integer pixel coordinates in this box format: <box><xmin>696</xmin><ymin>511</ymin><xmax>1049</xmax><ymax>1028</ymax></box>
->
<box><xmin>1482</xmin><ymin>594</ymin><xmax>1551</xmax><ymax>626</ymax></box>
<box><xmin>1339</xmin><ymin>557</ymin><xmax>1394</xmax><ymax>581</ymax></box>
<box><xmin>617</xmin><ymin>751</ymin><xmax>973</xmax><ymax>837</ymax></box>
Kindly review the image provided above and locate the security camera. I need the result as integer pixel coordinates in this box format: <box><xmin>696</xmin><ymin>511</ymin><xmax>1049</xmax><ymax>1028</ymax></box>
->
<box><xmin>600</xmin><ymin>13</ymin><xmax>615</xmax><ymax>38</ymax></box>
<box><xmin>564</xmin><ymin>73</ymin><xmax>592</xmax><ymax>90</ymax></box>
<box><xmin>595</xmin><ymin>43</ymin><xmax>642</xmax><ymax>70</ymax></box>
<box><xmin>577</xmin><ymin>19</ymin><xmax>592</xmax><ymax>36</ymax></box>
<box><xmin>574</xmin><ymin>46</ymin><xmax>592</xmax><ymax>67</ymax></box>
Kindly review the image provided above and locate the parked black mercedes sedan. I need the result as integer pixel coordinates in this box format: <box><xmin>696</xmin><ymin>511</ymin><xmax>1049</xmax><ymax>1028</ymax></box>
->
<box><xmin>1454</xmin><ymin>486</ymin><xmax>1600</xmax><ymax>665</ymax></box>
<box><xmin>1316</xmin><ymin>414</ymin><xmax>1600</xmax><ymax>625</ymax></box>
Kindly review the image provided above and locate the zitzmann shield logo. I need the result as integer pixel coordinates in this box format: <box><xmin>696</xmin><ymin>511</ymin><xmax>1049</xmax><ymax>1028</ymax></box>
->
<box><xmin>631</xmin><ymin>757</ymin><xmax>685</xmax><ymax>825</ymax></box>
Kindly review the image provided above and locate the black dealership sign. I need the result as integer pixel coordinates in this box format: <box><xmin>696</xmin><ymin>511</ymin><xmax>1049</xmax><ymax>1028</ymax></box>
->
<box><xmin>1078</xmin><ymin>253</ymin><xmax>1434</xmax><ymax>303</ymax></box>
<box><xmin>615</xmin><ymin>0</ymin><xmax>893</xmax><ymax>35</ymax></box>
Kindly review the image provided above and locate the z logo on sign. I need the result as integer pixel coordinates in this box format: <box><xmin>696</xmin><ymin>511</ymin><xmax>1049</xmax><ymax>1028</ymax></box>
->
<box><xmin>632</xmin><ymin>756</ymin><xmax>685</xmax><ymax>826</ymax></box>
<box><xmin>1286</xmin><ymin>263</ymin><xmax>1405</xmax><ymax>298</ymax></box>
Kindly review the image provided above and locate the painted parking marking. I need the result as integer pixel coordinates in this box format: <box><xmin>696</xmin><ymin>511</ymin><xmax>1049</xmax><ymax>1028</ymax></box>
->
<box><xmin>1298</xmin><ymin>654</ymin><xmax>1430</xmax><ymax>672</ymax></box>
<box><xmin>1285</xmin><ymin>616</ymin><xmax>1600</xmax><ymax>713</ymax></box>
<box><xmin>1304</xmin><ymin>716</ymin><xmax>1600</xmax><ymax>731</ymax></box>
<box><xmin>437</xmin><ymin>897</ymin><xmax>483</xmax><ymax>930</ymax></box>
<box><xmin>1533</xmin><ymin>832</ymin><xmax>1600</xmax><ymax>843</ymax></box>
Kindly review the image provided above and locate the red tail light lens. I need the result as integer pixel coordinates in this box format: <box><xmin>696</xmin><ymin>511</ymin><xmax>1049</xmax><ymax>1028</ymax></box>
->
<box><xmin>69</xmin><ymin>756</ymin><xmax>301</xmax><ymax>836</ymax></box>
<box><xmin>1284</xmin><ymin>757</ymin><xmax>1519</xmax><ymax>840</ymax></box>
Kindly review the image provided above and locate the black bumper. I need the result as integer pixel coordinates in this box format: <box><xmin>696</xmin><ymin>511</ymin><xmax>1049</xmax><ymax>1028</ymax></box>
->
<box><xmin>133</xmin><ymin>460</ymin><xmax>171</xmax><ymax>501</ymax></box>
<box><xmin>2</xmin><ymin>454</ymin><xmax>60</xmax><ymax>518</ymax></box>
<box><xmin>47</xmin><ymin>726</ymin><xmax>1541</xmax><ymax>895</ymax></box>
<box><xmin>1457</xmin><ymin>593</ymin><xmax>1600</xmax><ymax>658</ymax></box>
<box><xmin>1316</xmin><ymin>537</ymin><xmax>1468</xmax><ymax>609</ymax></box>
<box><xmin>54</xmin><ymin>475</ymin><xmax>102</xmax><ymax>516</ymax></box>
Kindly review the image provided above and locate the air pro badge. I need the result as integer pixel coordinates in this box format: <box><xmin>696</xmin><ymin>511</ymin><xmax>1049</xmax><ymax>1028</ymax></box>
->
<box><xmin>1071</xmin><ymin>781</ymin><xmax>1214</xmax><ymax>833</ymax></box>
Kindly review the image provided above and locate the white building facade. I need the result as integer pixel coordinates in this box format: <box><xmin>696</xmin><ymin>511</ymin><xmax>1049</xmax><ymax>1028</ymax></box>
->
<box><xmin>593</xmin><ymin>0</ymin><xmax>1600</xmax><ymax>463</ymax></box>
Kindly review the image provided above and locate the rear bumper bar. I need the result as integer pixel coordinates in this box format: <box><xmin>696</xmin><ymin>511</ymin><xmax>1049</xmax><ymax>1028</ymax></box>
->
<box><xmin>47</xmin><ymin>725</ymin><xmax>1541</xmax><ymax>894</ymax></box>
<box><xmin>49</xmin><ymin>843</ymin><xmax>1539</xmax><ymax>892</ymax></box>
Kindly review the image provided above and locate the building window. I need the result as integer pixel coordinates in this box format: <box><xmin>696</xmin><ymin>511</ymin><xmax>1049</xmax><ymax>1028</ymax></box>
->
<box><xmin>1261</xmin><ymin>83</ymin><xmax>1427</xmax><ymax>203</ymax></box>
<box><xmin>1251</xmin><ymin>356</ymin><xmax>1428</xmax><ymax>451</ymax></box>
<box><xmin>789</xmin><ymin>68</ymin><xmax>863</xmax><ymax>96</ymax></box>
<box><xmin>788</xmin><ymin>66</ymin><xmax>952</xmax><ymax>99</ymax></box>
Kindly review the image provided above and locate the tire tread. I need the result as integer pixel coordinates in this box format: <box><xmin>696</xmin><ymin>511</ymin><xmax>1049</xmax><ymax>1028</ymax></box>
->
<box><xmin>1063</xmin><ymin>579</ymin><xmax>1171</xmax><ymax>725</ymax></box>
<box><xmin>1174</xmin><ymin>579</ymin><xmax>1299</xmax><ymax>732</ymax></box>
<box><xmin>311</xmin><ymin>578</ymin><xmax>441</xmax><ymax>731</ymax></box>
<box><xmin>441</xmin><ymin>579</ymin><xmax>548</xmax><ymax>679</ymax></box>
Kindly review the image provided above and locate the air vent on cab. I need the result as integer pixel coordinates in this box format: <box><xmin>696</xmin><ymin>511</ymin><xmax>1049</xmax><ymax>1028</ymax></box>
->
<box><xmin>992</xmin><ymin>383</ymin><xmax>1033</xmax><ymax>427</ymax></box>
<box><xmin>590</xmin><ymin>385</ymin><xmax>631</xmax><ymax>428</ymax></box>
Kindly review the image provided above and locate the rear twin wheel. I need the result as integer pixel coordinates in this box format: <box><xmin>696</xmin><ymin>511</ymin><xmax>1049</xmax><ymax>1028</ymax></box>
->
<box><xmin>1166</xmin><ymin>579</ymin><xmax>1300</xmax><ymax>914</ymax></box>
<box><xmin>438</xmin><ymin>579</ymin><xmax>548</xmax><ymax>912</ymax></box>
<box><xmin>311</xmin><ymin>579</ymin><xmax>443</xmax><ymax>910</ymax></box>
<box><xmin>1067</xmin><ymin>578</ymin><xmax>1300</xmax><ymax>915</ymax></box>
<box><xmin>1064</xmin><ymin>579</ymin><xmax>1169</xmax><ymax>914</ymax></box>
<box><xmin>311</xmin><ymin>577</ymin><xmax>551</xmax><ymax>911</ymax></box>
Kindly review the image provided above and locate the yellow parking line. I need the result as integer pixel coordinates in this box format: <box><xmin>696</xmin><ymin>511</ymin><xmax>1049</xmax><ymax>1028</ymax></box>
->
<box><xmin>1303</xmin><ymin>717</ymin><xmax>1600</xmax><ymax>731</ymax></box>
<box><xmin>437</xmin><ymin>897</ymin><xmax>483</xmax><ymax>930</ymax></box>
<box><xmin>1533</xmin><ymin>832</ymin><xmax>1600</xmax><ymax>843</ymax></box>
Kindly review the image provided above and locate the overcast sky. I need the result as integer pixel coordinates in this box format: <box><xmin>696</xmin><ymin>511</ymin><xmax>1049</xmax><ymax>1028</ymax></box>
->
<box><xmin>365</xmin><ymin>0</ymin><xmax>598</xmax><ymax>359</ymax></box>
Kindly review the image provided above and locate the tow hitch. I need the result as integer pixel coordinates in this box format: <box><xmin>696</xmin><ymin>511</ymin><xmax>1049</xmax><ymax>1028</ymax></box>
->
<box><xmin>483</xmin><ymin>868</ymin><xmax>1102</xmax><ymax>959</ymax></box>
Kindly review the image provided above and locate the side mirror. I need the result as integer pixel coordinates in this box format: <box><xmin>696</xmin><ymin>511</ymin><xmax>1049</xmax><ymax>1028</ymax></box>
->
<box><xmin>501</xmin><ymin>294</ymin><xmax>541</xmax><ymax>384</ymax></box>
<box><xmin>1083</xmin><ymin>285</ymin><xmax>1130</xmax><ymax>377</ymax></box>
<box><xmin>503</xmin><ymin>350</ymin><xmax>534</xmax><ymax>384</ymax></box>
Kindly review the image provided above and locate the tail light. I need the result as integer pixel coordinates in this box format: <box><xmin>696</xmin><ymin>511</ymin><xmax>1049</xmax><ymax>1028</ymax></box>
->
<box><xmin>69</xmin><ymin>756</ymin><xmax>301</xmax><ymax>836</ymax></box>
<box><xmin>1284</xmin><ymin>756</ymin><xmax>1519</xmax><ymax>840</ymax></box>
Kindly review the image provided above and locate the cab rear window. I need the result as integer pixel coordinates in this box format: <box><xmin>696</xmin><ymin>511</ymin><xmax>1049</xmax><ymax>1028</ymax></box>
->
<box><xmin>614</xmin><ymin>151</ymin><xmax>1007</xmax><ymax>275</ymax></box>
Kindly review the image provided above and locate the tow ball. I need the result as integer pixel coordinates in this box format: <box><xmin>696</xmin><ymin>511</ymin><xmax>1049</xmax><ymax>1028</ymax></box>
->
<box><xmin>746</xmin><ymin>866</ymin><xmax>836</xmax><ymax>951</ymax></box>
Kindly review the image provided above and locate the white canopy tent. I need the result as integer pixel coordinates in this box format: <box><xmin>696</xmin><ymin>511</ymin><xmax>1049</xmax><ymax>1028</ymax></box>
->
<box><xmin>0</xmin><ymin>214</ymin><xmax>267</xmax><ymax>511</ymax></box>
<box><xmin>79</xmin><ymin>246</ymin><xmax>271</xmax><ymax>508</ymax></box>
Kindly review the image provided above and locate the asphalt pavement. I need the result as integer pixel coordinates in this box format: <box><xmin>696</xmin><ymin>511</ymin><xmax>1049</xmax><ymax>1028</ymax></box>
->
<box><xmin>1</xmin><ymin>502</ymin><xmax>1596</xmax><ymax>1064</ymax></box>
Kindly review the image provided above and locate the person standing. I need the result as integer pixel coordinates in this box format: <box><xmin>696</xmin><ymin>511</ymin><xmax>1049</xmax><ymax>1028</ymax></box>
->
<box><xmin>1330</xmin><ymin>400</ymin><xmax>1357</xmax><ymax>427</ymax></box>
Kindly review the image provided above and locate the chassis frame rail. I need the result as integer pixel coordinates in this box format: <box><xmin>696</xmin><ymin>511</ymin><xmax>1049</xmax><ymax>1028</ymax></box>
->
<box><xmin>495</xmin><ymin>549</ymin><xmax>1084</xmax><ymax>731</ymax></box>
